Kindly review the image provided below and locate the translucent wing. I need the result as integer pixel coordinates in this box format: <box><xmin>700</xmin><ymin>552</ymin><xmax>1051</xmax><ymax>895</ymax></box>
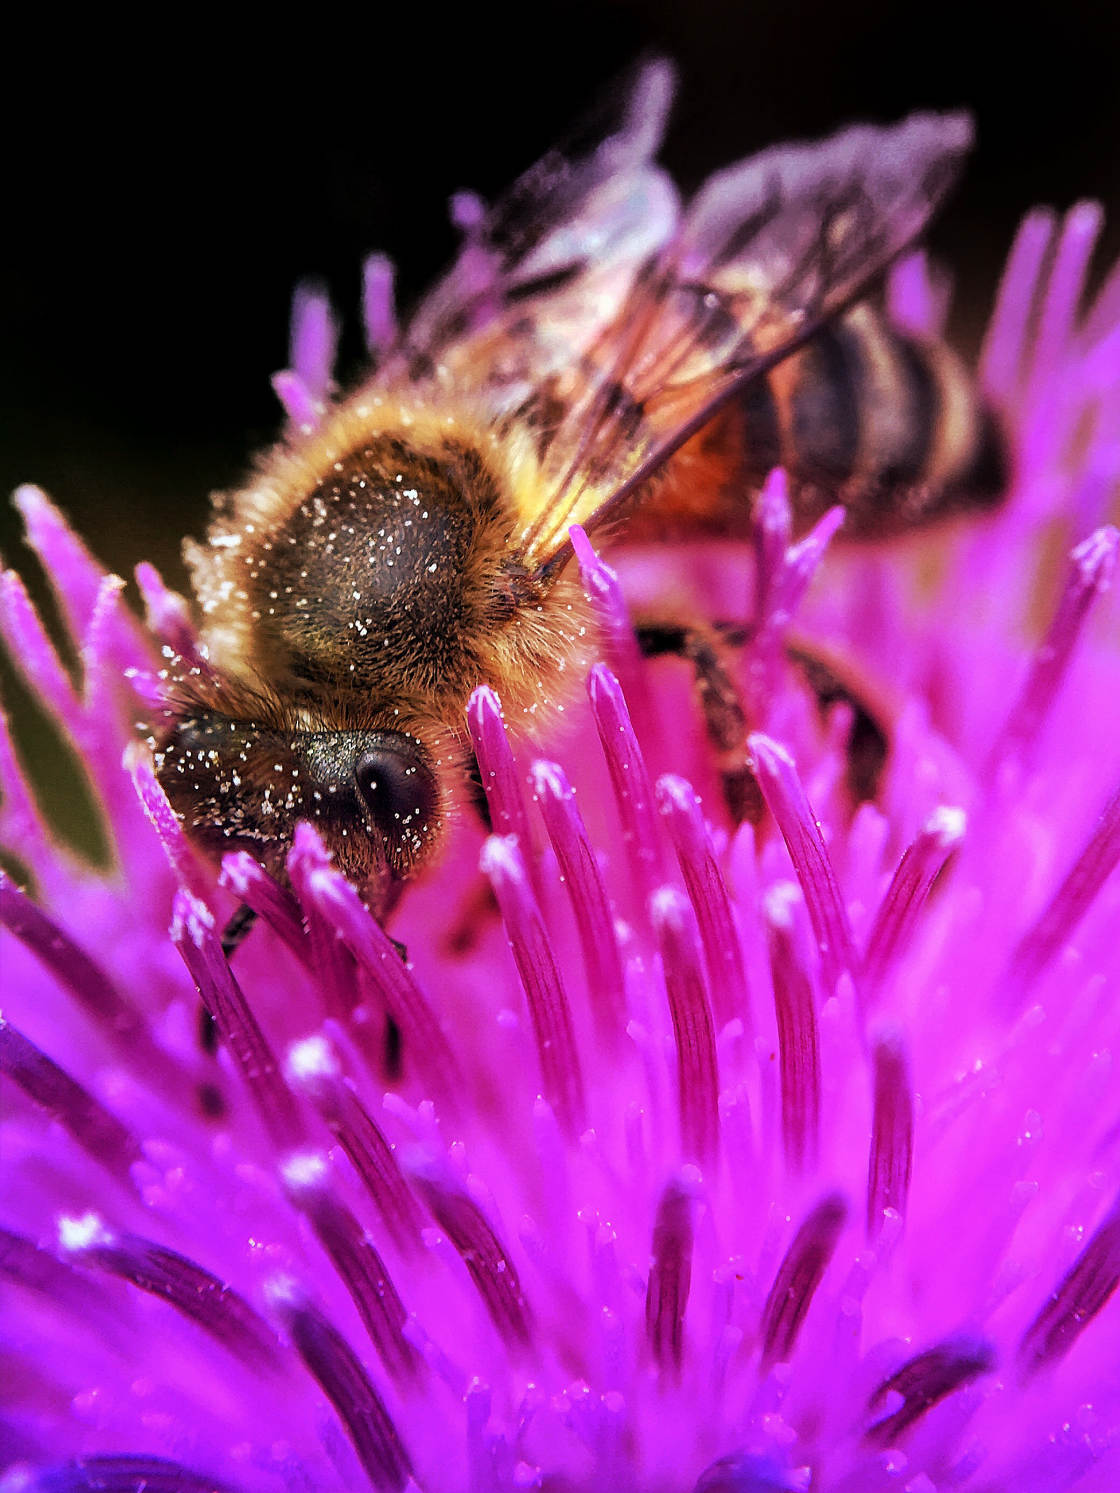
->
<box><xmin>387</xmin><ymin>59</ymin><xmax>681</xmax><ymax>398</ymax></box>
<box><xmin>515</xmin><ymin>110</ymin><xmax>975</xmax><ymax>571</ymax></box>
<box><xmin>388</xmin><ymin>67</ymin><xmax>973</xmax><ymax>576</ymax></box>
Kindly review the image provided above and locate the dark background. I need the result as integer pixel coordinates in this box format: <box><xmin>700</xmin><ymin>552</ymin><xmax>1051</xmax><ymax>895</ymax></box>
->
<box><xmin>3</xmin><ymin>1</ymin><xmax>1118</xmax><ymax>858</ymax></box>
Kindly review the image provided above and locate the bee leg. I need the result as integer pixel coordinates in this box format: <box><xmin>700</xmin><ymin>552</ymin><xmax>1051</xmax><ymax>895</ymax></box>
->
<box><xmin>464</xmin><ymin>754</ymin><xmax>493</xmax><ymax>832</ymax></box>
<box><xmin>195</xmin><ymin>903</ymin><xmax>259</xmax><ymax>1065</ymax></box>
<box><xmin>383</xmin><ymin>1014</ymin><xmax>403</xmax><ymax>1081</ymax></box>
<box><xmin>635</xmin><ymin>620</ymin><xmax>764</xmax><ymax>825</ymax></box>
<box><xmin>785</xmin><ymin>642</ymin><xmax>890</xmax><ymax>803</ymax></box>
<box><xmin>197</xmin><ymin>1004</ymin><xmax>220</xmax><ymax>1057</ymax></box>
<box><xmin>221</xmin><ymin>901</ymin><xmax>258</xmax><ymax>958</ymax></box>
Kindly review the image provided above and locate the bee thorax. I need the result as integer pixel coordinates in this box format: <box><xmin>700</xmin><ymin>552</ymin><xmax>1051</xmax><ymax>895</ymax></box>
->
<box><xmin>210</xmin><ymin>431</ymin><xmax>524</xmax><ymax>709</ymax></box>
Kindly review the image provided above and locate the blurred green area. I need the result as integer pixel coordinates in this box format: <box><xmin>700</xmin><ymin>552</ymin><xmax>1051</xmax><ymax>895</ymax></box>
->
<box><xmin>4</xmin><ymin>0</ymin><xmax>1118</xmax><ymax>863</ymax></box>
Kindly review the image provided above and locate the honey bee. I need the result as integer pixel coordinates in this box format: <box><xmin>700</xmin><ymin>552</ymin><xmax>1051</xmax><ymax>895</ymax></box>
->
<box><xmin>154</xmin><ymin>62</ymin><xmax>1005</xmax><ymax>924</ymax></box>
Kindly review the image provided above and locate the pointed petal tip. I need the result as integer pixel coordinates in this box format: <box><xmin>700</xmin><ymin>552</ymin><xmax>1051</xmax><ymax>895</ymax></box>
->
<box><xmin>467</xmin><ymin>682</ymin><xmax>506</xmax><ymax>736</ymax></box>
<box><xmin>649</xmin><ymin>882</ymin><xmax>688</xmax><ymax>931</ymax></box>
<box><xmin>1072</xmin><ymin>524</ymin><xmax>1119</xmax><ymax>583</ymax></box>
<box><xmin>479</xmin><ymin>831</ymin><xmax>524</xmax><ymax>884</ymax></box>
<box><xmin>529</xmin><ymin>758</ymin><xmax>568</xmax><ymax>800</ymax></box>
<box><xmin>925</xmin><ymin>804</ymin><xmax>967</xmax><ymax>848</ymax></box>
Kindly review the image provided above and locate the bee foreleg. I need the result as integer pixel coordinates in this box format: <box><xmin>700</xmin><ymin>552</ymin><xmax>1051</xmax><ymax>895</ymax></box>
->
<box><xmin>464</xmin><ymin>753</ymin><xmax>493</xmax><ymax>833</ymax></box>
<box><xmin>785</xmin><ymin>641</ymin><xmax>890</xmax><ymax>804</ymax></box>
<box><xmin>195</xmin><ymin>902</ymin><xmax>259</xmax><ymax>1065</ymax></box>
<box><xmin>221</xmin><ymin>901</ymin><xmax>259</xmax><ymax>959</ymax></box>
<box><xmin>634</xmin><ymin>619</ymin><xmax>764</xmax><ymax>825</ymax></box>
<box><xmin>197</xmin><ymin>1004</ymin><xmax>220</xmax><ymax>1058</ymax></box>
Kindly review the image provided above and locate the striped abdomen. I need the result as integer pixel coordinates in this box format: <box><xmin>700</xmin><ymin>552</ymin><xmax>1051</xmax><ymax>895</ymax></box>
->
<box><xmin>741</xmin><ymin>303</ymin><xmax>1007</xmax><ymax>537</ymax></box>
<box><xmin>640</xmin><ymin>303</ymin><xmax>1007</xmax><ymax>545</ymax></box>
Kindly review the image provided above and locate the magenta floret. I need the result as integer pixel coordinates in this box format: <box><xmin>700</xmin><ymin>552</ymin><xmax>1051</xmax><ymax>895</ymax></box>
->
<box><xmin>2</xmin><ymin>195</ymin><xmax>1120</xmax><ymax>1492</ymax></box>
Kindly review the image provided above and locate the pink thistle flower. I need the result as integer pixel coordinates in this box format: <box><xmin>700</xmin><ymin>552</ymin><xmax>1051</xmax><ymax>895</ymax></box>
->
<box><xmin>3</xmin><ymin>189</ymin><xmax>1120</xmax><ymax>1493</ymax></box>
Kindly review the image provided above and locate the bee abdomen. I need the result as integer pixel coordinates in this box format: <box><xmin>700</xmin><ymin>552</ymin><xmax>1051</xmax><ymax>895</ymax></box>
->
<box><xmin>747</xmin><ymin>305</ymin><xmax>1008</xmax><ymax>537</ymax></box>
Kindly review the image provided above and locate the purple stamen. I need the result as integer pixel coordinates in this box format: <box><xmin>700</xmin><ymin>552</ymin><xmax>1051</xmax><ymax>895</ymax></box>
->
<box><xmin>271</xmin><ymin>368</ymin><xmax>320</xmax><ymax>430</ymax></box>
<box><xmin>569</xmin><ymin>523</ymin><xmax>656</xmax><ymax>739</ymax></box>
<box><xmin>17</xmin><ymin>1455</ymin><xmax>239</xmax><ymax>1492</ymax></box>
<box><xmin>887</xmin><ymin>249</ymin><xmax>949</xmax><ymax>337</ymax></box>
<box><xmin>134</xmin><ymin>560</ymin><xmax>206</xmax><ymax>668</ymax></box>
<box><xmin>62</xmin><ymin>1216</ymin><xmax>280</xmax><ymax>1372</ymax></box>
<box><xmin>0</xmin><ymin>1019</ymin><xmax>143</xmax><ymax>1183</ymax></box>
<box><xmin>289</xmin><ymin>281</ymin><xmax>338</xmax><ymax>404</ymax></box>
<box><xmin>650</xmin><ymin>887</ymin><xmax>720</xmax><ymax>1169</ymax></box>
<box><xmin>1079</xmin><ymin>361</ymin><xmax>1120</xmax><ymax>521</ymax></box>
<box><xmin>14</xmin><ymin>486</ymin><xmax>150</xmax><ymax>679</ymax></box>
<box><xmin>76</xmin><ymin>578</ymin><xmax>160</xmax><ymax>846</ymax></box>
<box><xmin>750</xmin><ymin>481</ymin><xmax>845</xmax><ymax>721</ymax></box>
<box><xmin>866</xmin><ymin>1033</ymin><xmax>914</xmax><ymax>1240</ymax></box>
<box><xmin>413</xmin><ymin>1167</ymin><xmax>532</xmax><ymax>1351</ymax></box>
<box><xmin>467</xmin><ymin>685</ymin><xmax>542</xmax><ymax>899</ymax></box>
<box><xmin>752</xmin><ymin>468</ymin><xmax>792</xmax><ymax>638</ymax></box>
<box><xmin>220</xmin><ymin>852</ymin><xmax>310</xmax><ymax>964</ymax></box>
<box><xmin>4</xmin><ymin>879</ymin><xmax>184</xmax><ymax>1100</ymax></box>
<box><xmin>1070</xmin><ymin>339</ymin><xmax>1120</xmax><ymax>535</ymax></box>
<box><xmin>131</xmin><ymin>754</ymin><xmax>211</xmax><ymax>899</ymax></box>
<box><xmin>530</xmin><ymin>759</ymin><xmax>627</xmax><ymax>1041</ymax></box>
<box><xmin>81</xmin><ymin>576</ymin><xmax>134</xmax><ymax>721</ymax></box>
<box><xmin>1</xmin><ymin>1224</ymin><xmax>115</xmax><ymax>1323</ymax></box>
<box><xmin>657</xmin><ymin>774</ymin><xmax>750</xmax><ymax>1030</ymax></box>
<box><xmin>362</xmin><ymin>252</ymin><xmax>398</xmax><ymax>359</ymax></box>
<box><xmin>865</xmin><ymin>1334</ymin><xmax>994</xmax><ymax>1445</ymax></box>
<box><xmin>759</xmin><ymin>1193</ymin><xmax>847</xmax><ymax>1370</ymax></box>
<box><xmin>1022</xmin><ymin>202</ymin><xmax>1104</xmax><ymax>412</ymax></box>
<box><xmin>287</xmin><ymin>833</ymin><xmax>368</xmax><ymax>1021</ymax></box>
<box><xmin>465</xmin><ymin>1382</ymin><xmax>493</xmax><ymax>1489</ymax></box>
<box><xmin>765</xmin><ymin>888</ymin><xmax>821</xmax><ymax>1173</ymax></box>
<box><xmin>481</xmin><ymin>834</ymin><xmax>586</xmax><ymax>1137</ymax></box>
<box><xmin>450</xmin><ymin>190</ymin><xmax>485</xmax><ymax>233</ymax></box>
<box><xmin>989</xmin><ymin>527</ymin><xmax>1118</xmax><ymax>774</ymax></box>
<box><xmin>171</xmin><ymin>890</ymin><xmax>305</xmax><ymax>1151</ymax></box>
<box><xmin>979</xmin><ymin>209</ymin><xmax>1056</xmax><ymax>405</ymax></box>
<box><xmin>6</xmin><ymin>144</ymin><xmax>1120</xmax><ymax>1488</ymax></box>
<box><xmin>286</xmin><ymin>823</ymin><xmax>463</xmax><ymax>1111</ymax></box>
<box><xmin>691</xmin><ymin>1450</ymin><xmax>803</xmax><ymax>1493</ymax></box>
<box><xmin>282</xmin><ymin>1153</ymin><xmax>422</xmax><ymax>1387</ymax></box>
<box><xmin>268</xmin><ymin>1277</ymin><xmax>414</xmax><ymax>1493</ymax></box>
<box><xmin>447</xmin><ymin>191</ymin><xmax>501</xmax><ymax>328</ymax></box>
<box><xmin>0</xmin><ymin>568</ymin><xmax>82</xmax><ymax>726</ymax></box>
<box><xmin>287</xmin><ymin>1035</ymin><xmax>426</xmax><ymax>1254</ymax></box>
<box><xmin>748</xmin><ymin>734</ymin><xmax>858</xmax><ymax>995</ymax></box>
<box><xmin>589</xmin><ymin>663</ymin><xmax>668</xmax><ymax>904</ymax></box>
<box><xmin>862</xmin><ymin>806</ymin><xmax>966</xmax><ymax>999</ymax></box>
<box><xmin>0</xmin><ymin>870</ymin><xmax>148</xmax><ymax>1050</ymax></box>
<box><xmin>1018</xmin><ymin>1189</ymin><xmax>1120</xmax><ymax>1377</ymax></box>
<box><xmin>0</xmin><ymin>705</ymin><xmax>57</xmax><ymax>883</ymax></box>
<box><xmin>1003</xmin><ymin>776</ymin><xmax>1120</xmax><ymax>998</ymax></box>
<box><xmin>645</xmin><ymin>1173</ymin><xmax>696</xmax><ymax>1376</ymax></box>
<box><xmin>1084</xmin><ymin>246</ymin><xmax>1120</xmax><ymax>345</ymax></box>
<box><xmin>122</xmin><ymin>665</ymin><xmax>167</xmax><ymax>713</ymax></box>
<box><xmin>776</xmin><ymin>507</ymin><xmax>847</xmax><ymax>625</ymax></box>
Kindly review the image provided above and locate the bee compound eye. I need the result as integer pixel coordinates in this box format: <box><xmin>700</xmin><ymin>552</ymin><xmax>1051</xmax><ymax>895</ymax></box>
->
<box><xmin>353</xmin><ymin>738</ymin><xmax>438</xmax><ymax>844</ymax></box>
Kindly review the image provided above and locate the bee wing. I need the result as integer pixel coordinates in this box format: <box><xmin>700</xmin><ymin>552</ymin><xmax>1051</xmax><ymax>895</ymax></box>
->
<box><xmin>395</xmin><ymin>59</ymin><xmax>681</xmax><ymax>387</ymax></box>
<box><xmin>388</xmin><ymin>70</ymin><xmax>972</xmax><ymax>576</ymax></box>
<box><xmin>511</xmin><ymin>109</ymin><xmax>976</xmax><ymax>570</ymax></box>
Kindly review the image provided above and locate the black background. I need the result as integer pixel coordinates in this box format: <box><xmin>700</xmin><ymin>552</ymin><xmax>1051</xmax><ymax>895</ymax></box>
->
<box><xmin>3</xmin><ymin>2</ymin><xmax>1118</xmax><ymax>857</ymax></box>
<box><xmin>5</xmin><ymin>1</ymin><xmax>1118</xmax><ymax>585</ymax></box>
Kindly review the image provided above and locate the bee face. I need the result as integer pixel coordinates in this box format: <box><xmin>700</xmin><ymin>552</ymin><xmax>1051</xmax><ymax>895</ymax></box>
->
<box><xmin>159</xmin><ymin>406</ymin><xmax>585</xmax><ymax>906</ymax></box>
<box><xmin>156</xmin><ymin>710</ymin><xmax>441</xmax><ymax>895</ymax></box>
<box><xmin>155</xmin><ymin>62</ymin><xmax>1002</xmax><ymax>911</ymax></box>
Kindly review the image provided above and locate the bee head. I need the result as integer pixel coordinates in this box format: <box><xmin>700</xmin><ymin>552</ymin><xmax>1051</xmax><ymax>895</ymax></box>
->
<box><xmin>154</xmin><ymin>708</ymin><xmax>441</xmax><ymax>908</ymax></box>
